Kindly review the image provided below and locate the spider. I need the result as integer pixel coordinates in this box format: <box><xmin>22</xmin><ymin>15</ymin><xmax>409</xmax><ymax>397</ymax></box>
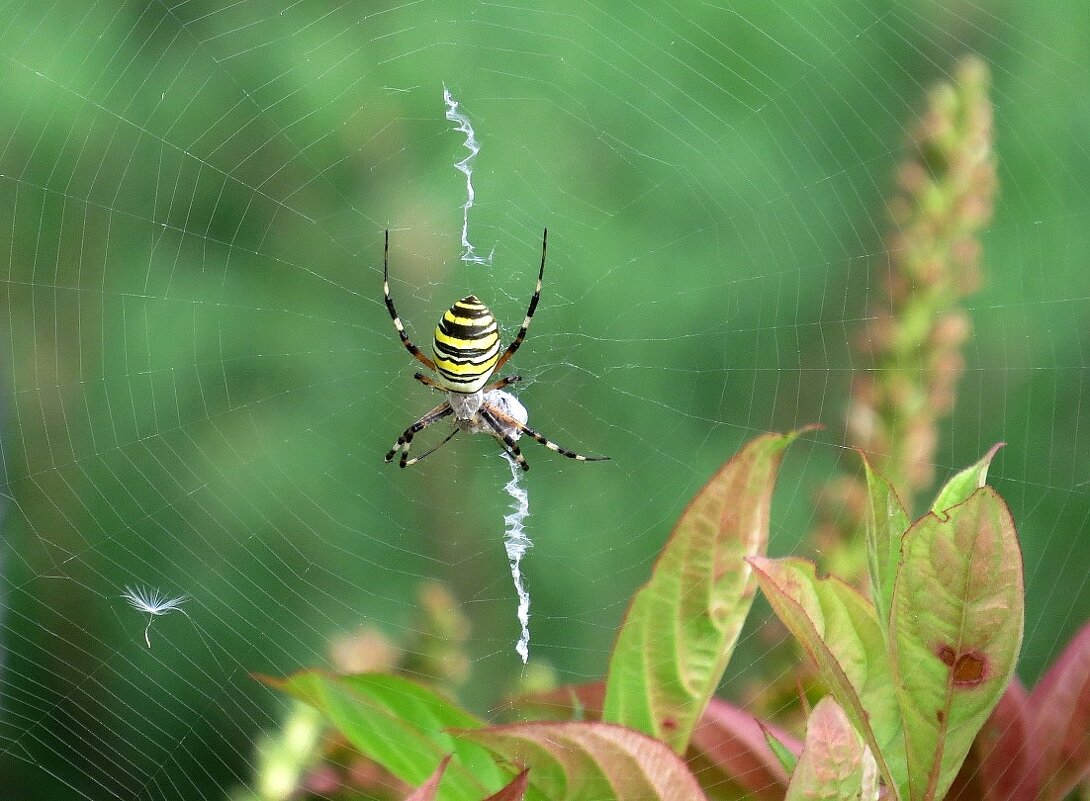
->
<box><xmin>382</xmin><ymin>228</ymin><xmax>608</xmax><ymax>471</ymax></box>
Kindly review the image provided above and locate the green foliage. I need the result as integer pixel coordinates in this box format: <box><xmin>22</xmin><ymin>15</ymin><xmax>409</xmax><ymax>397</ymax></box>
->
<box><xmin>748</xmin><ymin>555</ymin><xmax>905</xmax><ymax>791</ymax></box>
<box><xmin>928</xmin><ymin>444</ymin><xmax>1004</xmax><ymax>517</ymax></box>
<box><xmin>891</xmin><ymin>488</ymin><xmax>1022</xmax><ymax>801</ymax></box>
<box><xmin>261</xmin><ymin>671</ymin><xmax>502</xmax><ymax>799</ymax></box>
<box><xmin>754</xmin><ymin>446</ymin><xmax>1024</xmax><ymax>801</ymax></box>
<box><xmin>262</xmin><ymin>434</ymin><xmax>1090</xmax><ymax>800</ymax></box>
<box><xmin>603</xmin><ymin>428</ymin><xmax>810</xmax><ymax>752</ymax></box>
<box><xmin>861</xmin><ymin>454</ymin><xmax>909</xmax><ymax>634</ymax></box>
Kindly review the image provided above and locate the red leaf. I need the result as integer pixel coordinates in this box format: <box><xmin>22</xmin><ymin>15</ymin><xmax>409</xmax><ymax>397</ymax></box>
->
<box><xmin>405</xmin><ymin>755</ymin><xmax>452</xmax><ymax>801</ymax></box>
<box><xmin>1030</xmin><ymin>621</ymin><xmax>1090</xmax><ymax>801</ymax></box>
<box><xmin>688</xmin><ymin>697</ymin><xmax>801</xmax><ymax>801</ymax></box>
<box><xmin>947</xmin><ymin>679</ymin><xmax>1040</xmax><ymax>801</ymax></box>
<box><xmin>483</xmin><ymin>769</ymin><xmax>530</xmax><ymax>801</ymax></box>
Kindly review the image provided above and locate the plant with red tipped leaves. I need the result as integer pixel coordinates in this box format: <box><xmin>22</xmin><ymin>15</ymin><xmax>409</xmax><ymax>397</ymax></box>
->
<box><xmin>256</xmin><ymin>428</ymin><xmax>1089</xmax><ymax>800</ymax></box>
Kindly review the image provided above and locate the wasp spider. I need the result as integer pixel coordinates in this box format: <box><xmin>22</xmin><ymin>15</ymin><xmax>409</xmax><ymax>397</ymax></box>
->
<box><xmin>383</xmin><ymin>229</ymin><xmax>608</xmax><ymax>471</ymax></box>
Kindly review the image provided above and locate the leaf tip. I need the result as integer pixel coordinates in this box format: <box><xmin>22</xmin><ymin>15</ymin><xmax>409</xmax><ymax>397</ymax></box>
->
<box><xmin>784</xmin><ymin>423</ymin><xmax>823</xmax><ymax>444</ymax></box>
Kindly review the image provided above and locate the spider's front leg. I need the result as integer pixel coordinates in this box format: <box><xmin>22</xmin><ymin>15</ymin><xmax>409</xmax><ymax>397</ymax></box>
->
<box><xmin>414</xmin><ymin>373</ymin><xmax>521</xmax><ymax>392</ymax></box>
<box><xmin>385</xmin><ymin>402</ymin><xmax>453</xmax><ymax>468</ymax></box>
<box><xmin>486</xmin><ymin>375</ymin><xmax>521</xmax><ymax>391</ymax></box>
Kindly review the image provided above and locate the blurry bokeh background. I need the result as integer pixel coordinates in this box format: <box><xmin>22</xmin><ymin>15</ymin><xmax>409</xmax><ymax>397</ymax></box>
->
<box><xmin>1</xmin><ymin>1</ymin><xmax>1087</xmax><ymax>798</ymax></box>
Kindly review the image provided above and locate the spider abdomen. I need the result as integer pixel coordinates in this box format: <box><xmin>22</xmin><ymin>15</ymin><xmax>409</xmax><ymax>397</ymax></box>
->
<box><xmin>432</xmin><ymin>295</ymin><xmax>501</xmax><ymax>393</ymax></box>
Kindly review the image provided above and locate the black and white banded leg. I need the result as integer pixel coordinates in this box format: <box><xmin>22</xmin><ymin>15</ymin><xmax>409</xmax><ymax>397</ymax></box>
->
<box><xmin>479</xmin><ymin>407</ymin><xmax>530</xmax><ymax>471</ymax></box>
<box><xmin>385</xmin><ymin>402</ymin><xmax>453</xmax><ymax>467</ymax></box>
<box><xmin>493</xmin><ymin>229</ymin><xmax>547</xmax><ymax>372</ymax></box>
<box><xmin>401</xmin><ymin>426</ymin><xmax>460</xmax><ymax>467</ymax></box>
<box><xmin>485</xmin><ymin>404</ymin><xmax>610</xmax><ymax>465</ymax></box>
<box><xmin>383</xmin><ymin>230</ymin><xmax>437</xmax><ymax>372</ymax></box>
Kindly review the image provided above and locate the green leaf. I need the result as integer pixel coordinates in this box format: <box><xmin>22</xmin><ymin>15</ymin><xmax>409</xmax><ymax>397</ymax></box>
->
<box><xmin>258</xmin><ymin>671</ymin><xmax>505</xmax><ymax>800</ymax></box>
<box><xmin>930</xmin><ymin>443</ymin><xmax>1004</xmax><ymax>516</ymax></box>
<box><xmin>890</xmin><ymin>487</ymin><xmax>1023</xmax><ymax>801</ymax></box>
<box><xmin>603</xmin><ymin>429</ymin><xmax>812</xmax><ymax>753</ymax></box>
<box><xmin>785</xmin><ymin>697</ymin><xmax>879</xmax><ymax>801</ymax></box>
<box><xmin>748</xmin><ymin>556</ymin><xmax>905</xmax><ymax>798</ymax></box>
<box><xmin>861</xmin><ymin>453</ymin><xmax>910</xmax><ymax>633</ymax></box>
<box><xmin>460</xmin><ymin>721</ymin><xmax>708</xmax><ymax>801</ymax></box>
<box><xmin>760</xmin><ymin>722</ymin><xmax>799</xmax><ymax>776</ymax></box>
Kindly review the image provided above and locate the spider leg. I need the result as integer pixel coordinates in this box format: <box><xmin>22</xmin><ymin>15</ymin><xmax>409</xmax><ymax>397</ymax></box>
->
<box><xmin>413</xmin><ymin>372</ymin><xmax>446</xmax><ymax>391</ymax></box>
<box><xmin>385</xmin><ymin>401</ymin><xmax>453</xmax><ymax>467</ymax></box>
<box><xmin>402</xmin><ymin>425</ymin><xmax>460</xmax><ymax>467</ymax></box>
<box><xmin>413</xmin><ymin>373</ymin><xmax>518</xmax><ymax>395</ymax></box>
<box><xmin>484</xmin><ymin>375</ymin><xmax>522</xmax><ymax>391</ymax></box>
<box><xmin>478</xmin><ymin>407</ymin><xmax>531</xmax><ymax>471</ymax></box>
<box><xmin>384</xmin><ymin>230</ymin><xmax>437</xmax><ymax>371</ymax></box>
<box><xmin>493</xmin><ymin>228</ymin><xmax>546</xmax><ymax>372</ymax></box>
<box><xmin>484</xmin><ymin>404</ymin><xmax>609</xmax><ymax>463</ymax></box>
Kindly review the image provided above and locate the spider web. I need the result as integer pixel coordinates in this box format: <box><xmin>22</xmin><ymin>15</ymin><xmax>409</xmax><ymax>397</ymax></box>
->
<box><xmin>1</xmin><ymin>2</ymin><xmax>1087</xmax><ymax>799</ymax></box>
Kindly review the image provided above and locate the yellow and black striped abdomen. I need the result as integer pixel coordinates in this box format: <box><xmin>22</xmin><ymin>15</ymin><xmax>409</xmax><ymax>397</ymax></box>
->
<box><xmin>432</xmin><ymin>295</ymin><xmax>501</xmax><ymax>393</ymax></box>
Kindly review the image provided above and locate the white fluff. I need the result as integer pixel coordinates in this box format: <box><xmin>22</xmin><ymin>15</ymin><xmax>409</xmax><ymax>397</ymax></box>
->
<box><xmin>500</xmin><ymin>451</ymin><xmax>532</xmax><ymax>663</ymax></box>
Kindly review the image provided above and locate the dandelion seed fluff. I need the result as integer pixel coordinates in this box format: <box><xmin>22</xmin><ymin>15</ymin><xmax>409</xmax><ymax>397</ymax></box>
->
<box><xmin>122</xmin><ymin>585</ymin><xmax>189</xmax><ymax>648</ymax></box>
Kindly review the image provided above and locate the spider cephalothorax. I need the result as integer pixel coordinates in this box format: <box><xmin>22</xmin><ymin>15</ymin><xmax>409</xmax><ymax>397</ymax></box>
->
<box><xmin>382</xmin><ymin>229</ymin><xmax>608</xmax><ymax>471</ymax></box>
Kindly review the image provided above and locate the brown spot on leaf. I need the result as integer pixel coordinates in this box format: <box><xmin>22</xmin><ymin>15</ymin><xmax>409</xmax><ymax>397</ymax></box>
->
<box><xmin>935</xmin><ymin>644</ymin><xmax>988</xmax><ymax>686</ymax></box>
<box><xmin>936</xmin><ymin>710</ymin><xmax>946</xmax><ymax>724</ymax></box>
<box><xmin>952</xmin><ymin>652</ymin><xmax>986</xmax><ymax>685</ymax></box>
<box><xmin>661</xmin><ymin>716</ymin><xmax>678</xmax><ymax>731</ymax></box>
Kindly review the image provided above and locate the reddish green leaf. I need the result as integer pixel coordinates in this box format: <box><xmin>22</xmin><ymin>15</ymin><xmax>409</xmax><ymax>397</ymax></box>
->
<box><xmin>930</xmin><ymin>444</ymin><xmax>1004</xmax><ymax>516</ymax></box>
<box><xmin>748</xmin><ymin>556</ymin><xmax>904</xmax><ymax>797</ymax></box>
<box><xmin>890</xmin><ymin>488</ymin><xmax>1023</xmax><ymax>801</ymax></box>
<box><xmin>1030</xmin><ymin>621</ymin><xmax>1090</xmax><ymax>801</ymax></box>
<box><xmin>406</xmin><ymin>755</ymin><xmax>452</xmax><ymax>801</ymax></box>
<box><xmin>509</xmin><ymin>682</ymin><xmax>605</xmax><ymax>722</ymax></box>
<box><xmin>258</xmin><ymin>671</ymin><xmax>504</xmax><ymax>800</ymax></box>
<box><xmin>688</xmin><ymin>697</ymin><xmax>800</xmax><ymax>801</ymax></box>
<box><xmin>785</xmin><ymin>697</ymin><xmax>879</xmax><ymax>801</ymax></box>
<box><xmin>861</xmin><ymin>453</ymin><xmax>909</xmax><ymax>632</ymax></box>
<box><xmin>510</xmin><ymin>682</ymin><xmax>797</xmax><ymax>800</ymax></box>
<box><xmin>460</xmin><ymin>721</ymin><xmax>708</xmax><ymax>801</ymax></box>
<box><xmin>603</xmin><ymin>429</ymin><xmax>812</xmax><ymax>752</ymax></box>
<box><xmin>947</xmin><ymin>679</ymin><xmax>1039</xmax><ymax>801</ymax></box>
<box><xmin>405</xmin><ymin>757</ymin><xmax>530</xmax><ymax>801</ymax></box>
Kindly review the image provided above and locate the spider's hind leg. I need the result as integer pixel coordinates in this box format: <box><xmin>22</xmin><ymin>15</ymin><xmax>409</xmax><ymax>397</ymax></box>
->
<box><xmin>478</xmin><ymin>407</ymin><xmax>531</xmax><ymax>471</ymax></box>
<box><xmin>484</xmin><ymin>404</ymin><xmax>609</xmax><ymax>463</ymax></box>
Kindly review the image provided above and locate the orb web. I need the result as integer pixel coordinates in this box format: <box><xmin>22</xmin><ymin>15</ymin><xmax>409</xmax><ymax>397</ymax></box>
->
<box><xmin>0</xmin><ymin>2</ymin><xmax>1086</xmax><ymax>798</ymax></box>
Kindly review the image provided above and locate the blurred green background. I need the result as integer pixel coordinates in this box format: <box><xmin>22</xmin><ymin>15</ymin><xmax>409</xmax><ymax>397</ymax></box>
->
<box><xmin>1</xmin><ymin>1</ymin><xmax>1087</xmax><ymax>798</ymax></box>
